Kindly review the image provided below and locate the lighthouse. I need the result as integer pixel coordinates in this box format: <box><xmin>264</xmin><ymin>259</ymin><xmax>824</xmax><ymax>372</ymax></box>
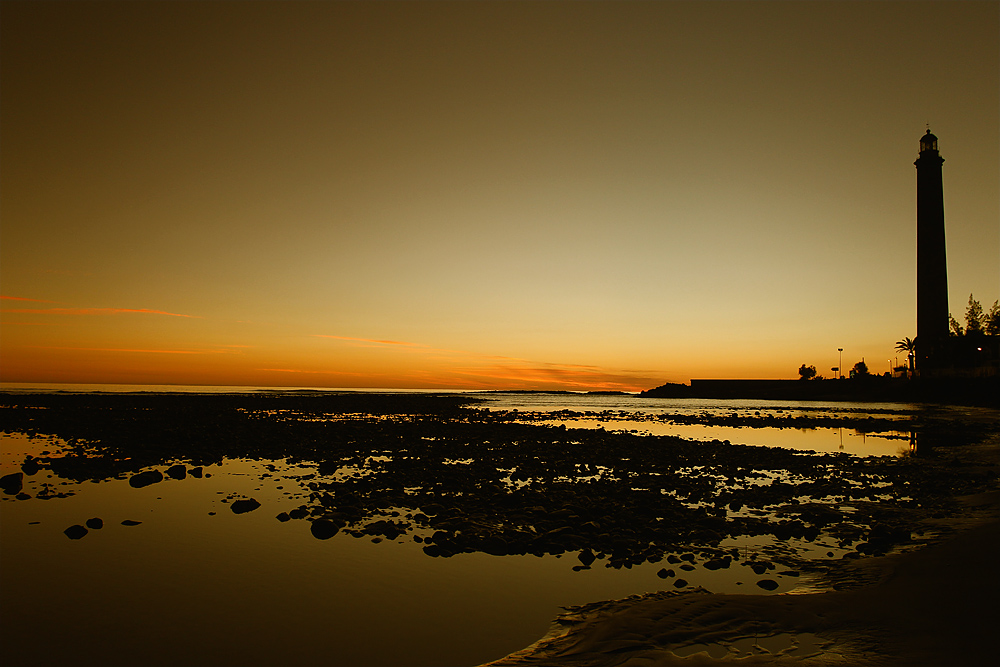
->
<box><xmin>914</xmin><ymin>129</ymin><xmax>949</xmax><ymax>373</ymax></box>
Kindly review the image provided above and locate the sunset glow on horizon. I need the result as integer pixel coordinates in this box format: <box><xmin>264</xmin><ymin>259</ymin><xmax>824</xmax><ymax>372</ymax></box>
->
<box><xmin>2</xmin><ymin>1</ymin><xmax>997</xmax><ymax>391</ymax></box>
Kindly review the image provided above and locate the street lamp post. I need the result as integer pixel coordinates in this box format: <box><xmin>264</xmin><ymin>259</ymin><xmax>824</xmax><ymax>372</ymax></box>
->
<box><xmin>838</xmin><ymin>348</ymin><xmax>843</xmax><ymax>379</ymax></box>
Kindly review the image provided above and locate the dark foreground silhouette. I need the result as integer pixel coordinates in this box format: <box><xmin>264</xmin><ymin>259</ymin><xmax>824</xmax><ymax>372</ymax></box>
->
<box><xmin>489</xmin><ymin>491</ymin><xmax>1000</xmax><ymax>666</ymax></box>
<box><xmin>2</xmin><ymin>392</ymin><xmax>996</xmax><ymax>570</ymax></box>
<box><xmin>2</xmin><ymin>391</ymin><xmax>998</xmax><ymax>665</ymax></box>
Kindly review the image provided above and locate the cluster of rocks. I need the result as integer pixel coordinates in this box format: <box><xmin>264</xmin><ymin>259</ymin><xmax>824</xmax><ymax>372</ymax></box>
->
<box><xmin>2</xmin><ymin>391</ymin><xmax>997</xmax><ymax>571</ymax></box>
<box><xmin>62</xmin><ymin>517</ymin><xmax>142</xmax><ymax>539</ymax></box>
<box><xmin>128</xmin><ymin>465</ymin><xmax>204</xmax><ymax>488</ymax></box>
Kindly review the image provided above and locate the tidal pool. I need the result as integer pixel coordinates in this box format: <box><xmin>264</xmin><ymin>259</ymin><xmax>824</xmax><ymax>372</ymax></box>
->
<box><xmin>1</xmin><ymin>433</ymin><xmax>811</xmax><ymax>667</ymax></box>
<box><xmin>3</xmin><ymin>392</ymin><xmax>993</xmax><ymax>666</ymax></box>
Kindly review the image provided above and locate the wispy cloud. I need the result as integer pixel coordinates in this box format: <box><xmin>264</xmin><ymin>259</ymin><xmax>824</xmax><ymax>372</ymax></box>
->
<box><xmin>449</xmin><ymin>362</ymin><xmax>659</xmax><ymax>391</ymax></box>
<box><xmin>2</xmin><ymin>307</ymin><xmax>200</xmax><ymax>318</ymax></box>
<box><xmin>29</xmin><ymin>346</ymin><xmax>228</xmax><ymax>354</ymax></box>
<box><xmin>257</xmin><ymin>368</ymin><xmax>370</xmax><ymax>377</ymax></box>
<box><xmin>313</xmin><ymin>335</ymin><xmax>425</xmax><ymax>347</ymax></box>
<box><xmin>1</xmin><ymin>295</ymin><xmax>56</xmax><ymax>303</ymax></box>
<box><xmin>311</xmin><ymin>333</ymin><xmax>659</xmax><ymax>391</ymax></box>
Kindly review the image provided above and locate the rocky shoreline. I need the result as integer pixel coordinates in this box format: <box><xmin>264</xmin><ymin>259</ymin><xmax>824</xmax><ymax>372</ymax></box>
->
<box><xmin>3</xmin><ymin>391</ymin><xmax>999</xmax><ymax>665</ymax></box>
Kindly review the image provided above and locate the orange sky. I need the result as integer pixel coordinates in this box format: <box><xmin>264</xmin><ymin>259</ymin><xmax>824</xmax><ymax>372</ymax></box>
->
<box><xmin>2</xmin><ymin>1</ymin><xmax>998</xmax><ymax>391</ymax></box>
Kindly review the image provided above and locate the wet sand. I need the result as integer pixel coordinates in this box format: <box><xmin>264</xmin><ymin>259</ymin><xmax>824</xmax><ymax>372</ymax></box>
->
<box><xmin>488</xmin><ymin>492</ymin><xmax>1000</xmax><ymax>666</ymax></box>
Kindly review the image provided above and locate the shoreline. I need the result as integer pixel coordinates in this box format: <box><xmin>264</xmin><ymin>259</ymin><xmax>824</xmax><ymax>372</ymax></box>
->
<box><xmin>3</xmin><ymin>392</ymin><xmax>998</xmax><ymax>666</ymax></box>
<box><xmin>487</xmin><ymin>489</ymin><xmax>1000</xmax><ymax>665</ymax></box>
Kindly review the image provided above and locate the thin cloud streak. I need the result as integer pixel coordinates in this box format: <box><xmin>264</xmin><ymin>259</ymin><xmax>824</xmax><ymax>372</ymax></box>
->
<box><xmin>29</xmin><ymin>346</ymin><xmax>228</xmax><ymax>355</ymax></box>
<box><xmin>313</xmin><ymin>335</ymin><xmax>426</xmax><ymax>347</ymax></box>
<box><xmin>313</xmin><ymin>334</ymin><xmax>652</xmax><ymax>389</ymax></box>
<box><xmin>257</xmin><ymin>368</ymin><xmax>374</xmax><ymax>377</ymax></box>
<box><xmin>451</xmin><ymin>363</ymin><xmax>659</xmax><ymax>391</ymax></box>
<box><xmin>3</xmin><ymin>307</ymin><xmax>200</xmax><ymax>318</ymax></box>
<box><xmin>1</xmin><ymin>295</ymin><xmax>57</xmax><ymax>303</ymax></box>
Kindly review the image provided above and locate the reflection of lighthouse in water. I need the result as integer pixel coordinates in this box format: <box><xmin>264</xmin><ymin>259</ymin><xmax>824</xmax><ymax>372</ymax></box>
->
<box><xmin>914</xmin><ymin>129</ymin><xmax>949</xmax><ymax>374</ymax></box>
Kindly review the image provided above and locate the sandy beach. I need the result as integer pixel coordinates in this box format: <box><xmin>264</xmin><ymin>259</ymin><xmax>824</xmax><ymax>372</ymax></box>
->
<box><xmin>489</xmin><ymin>490</ymin><xmax>1000</xmax><ymax>665</ymax></box>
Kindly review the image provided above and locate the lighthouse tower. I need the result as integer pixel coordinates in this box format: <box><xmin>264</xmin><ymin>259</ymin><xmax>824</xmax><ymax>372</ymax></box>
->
<box><xmin>914</xmin><ymin>129</ymin><xmax>949</xmax><ymax>373</ymax></box>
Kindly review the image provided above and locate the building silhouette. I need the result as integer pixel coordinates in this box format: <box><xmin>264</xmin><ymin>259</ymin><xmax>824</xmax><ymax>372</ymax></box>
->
<box><xmin>914</xmin><ymin>129</ymin><xmax>949</xmax><ymax>372</ymax></box>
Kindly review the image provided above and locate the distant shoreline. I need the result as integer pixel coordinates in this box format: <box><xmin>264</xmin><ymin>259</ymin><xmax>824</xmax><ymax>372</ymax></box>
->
<box><xmin>641</xmin><ymin>377</ymin><xmax>1000</xmax><ymax>408</ymax></box>
<box><xmin>2</xmin><ymin>379</ymin><xmax>997</xmax><ymax>408</ymax></box>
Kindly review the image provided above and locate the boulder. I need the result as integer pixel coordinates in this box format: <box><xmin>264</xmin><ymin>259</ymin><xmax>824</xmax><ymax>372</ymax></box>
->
<box><xmin>230</xmin><ymin>498</ymin><xmax>261</xmax><ymax>514</ymax></box>
<box><xmin>0</xmin><ymin>472</ymin><xmax>23</xmax><ymax>495</ymax></box>
<box><xmin>21</xmin><ymin>457</ymin><xmax>40</xmax><ymax>476</ymax></box>
<box><xmin>128</xmin><ymin>470</ymin><xmax>163</xmax><ymax>488</ymax></box>
<box><xmin>64</xmin><ymin>525</ymin><xmax>88</xmax><ymax>539</ymax></box>
<box><xmin>310</xmin><ymin>519</ymin><xmax>339</xmax><ymax>540</ymax></box>
<box><xmin>166</xmin><ymin>465</ymin><xmax>187</xmax><ymax>480</ymax></box>
<box><xmin>85</xmin><ymin>518</ymin><xmax>104</xmax><ymax>530</ymax></box>
<box><xmin>756</xmin><ymin>579</ymin><xmax>779</xmax><ymax>591</ymax></box>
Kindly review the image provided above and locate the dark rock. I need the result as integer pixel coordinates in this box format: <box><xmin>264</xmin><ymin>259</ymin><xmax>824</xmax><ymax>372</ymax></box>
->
<box><xmin>189</xmin><ymin>467</ymin><xmax>203</xmax><ymax>478</ymax></box>
<box><xmin>657</xmin><ymin>568</ymin><xmax>676</xmax><ymax>579</ymax></box>
<box><xmin>750</xmin><ymin>562</ymin><xmax>769</xmax><ymax>575</ymax></box>
<box><xmin>578</xmin><ymin>550</ymin><xmax>596</xmax><ymax>566</ymax></box>
<box><xmin>704</xmin><ymin>558</ymin><xmax>731</xmax><ymax>570</ymax></box>
<box><xmin>756</xmin><ymin>579</ymin><xmax>779</xmax><ymax>591</ymax></box>
<box><xmin>85</xmin><ymin>518</ymin><xmax>103</xmax><ymax>529</ymax></box>
<box><xmin>121</xmin><ymin>520</ymin><xmax>142</xmax><ymax>526</ymax></box>
<box><xmin>21</xmin><ymin>457</ymin><xmax>40</xmax><ymax>476</ymax></box>
<box><xmin>16</xmin><ymin>493</ymin><xmax>31</xmax><ymax>500</ymax></box>
<box><xmin>128</xmin><ymin>470</ymin><xmax>163</xmax><ymax>488</ymax></box>
<box><xmin>288</xmin><ymin>508</ymin><xmax>308</xmax><ymax>520</ymax></box>
<box><xmin>310</xmin><ymin>519</ymin><xmax>339</xmax><ymax>540</ymax></box>
<box><xmin>1</xmin><ymin>472</ymin><xmax>24</xmax><ymax>495</ymax></box>
<box><xmin>680</xmin><ymin>564</ymin><xmax>695</xmax><ymax>571</ymax></box>
<box><xmin>231</xmin><ymin>498</ymin><xmax>261</xmax><ymax>514</ymax></box>
<box><xmin>276</xmin><ymin>512</ymin><xmax>291</xmax><ymax>522</ymax></box>
<box><xmin>64</xmin><ymin>524</ymin><xmax>88</xmax><ymax>539</ymax></box>
<box><xmin>673</xmin><ymin>579</ymin><xmax>688</xmax><ymax>588</ymax></box>
<box><xmin>166</xmin><ymin>465</ymin><xmax>187</xmax><ymax>480</ymax></box>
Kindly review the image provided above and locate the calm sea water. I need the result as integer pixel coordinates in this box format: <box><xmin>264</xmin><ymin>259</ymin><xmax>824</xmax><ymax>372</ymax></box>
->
<box><xmin>0</xmin><ymin>385</ymin><xmax>969</xmax><ymax>666</ymax></box>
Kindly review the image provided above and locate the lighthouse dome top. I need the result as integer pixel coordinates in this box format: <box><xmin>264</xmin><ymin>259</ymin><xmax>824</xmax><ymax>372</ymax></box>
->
<box><xmin>920</xmin><ymin>129</ymin><xmax>939</xmax><ymax>153</ymax></box>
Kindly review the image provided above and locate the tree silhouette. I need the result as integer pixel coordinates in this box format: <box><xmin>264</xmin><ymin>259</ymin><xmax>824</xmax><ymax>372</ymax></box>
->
<box><xmin>798</xmin><ymin>364</ymin><xmax>817</xmax><ymax>380</ymax></box>
<box><xmin>948</xmin><ymin>295</ymin><xmax>999</xmax><ymax>336</ymax></box>
<box><xmin>965</xmin><ymin>294</ymin><xmax>985</xmax><ymax>335</ymax></box>
<box><xmin>949</xmin><ymin>315</ymin><xmax>964</xmax><ymax>337</ymax></box>
<box><xmin>851</xmin><ymin>360</ymin><xmax>869</xmax><ymax>377</ymax></box>
<box><xmin>895</xmin><ymin>337</ymin><xmax>916</xmax><ymax>374</ymax></box>
<box><xmin>988</xmin><ymin>301</ymin><xmax>1000</xmax><ymax>335</ymax></box>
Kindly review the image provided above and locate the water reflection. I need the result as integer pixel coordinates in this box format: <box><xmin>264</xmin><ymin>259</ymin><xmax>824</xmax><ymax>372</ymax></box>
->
<box><xmin>2</xmin><ymin>392</ymin><xmax>997</xmax><ymax>666</ymax></box>
<box><xmin>529</xmin><ymin>418</ymin><xmax>911</xmax><ymax>457</ymax></box>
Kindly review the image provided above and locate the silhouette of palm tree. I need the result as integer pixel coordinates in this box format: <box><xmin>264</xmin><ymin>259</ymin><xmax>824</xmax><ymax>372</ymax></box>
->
<box><xmin>895</xmin><ymin>337</ymin><xmax>916</xmax><ymax>375</ymax></box>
